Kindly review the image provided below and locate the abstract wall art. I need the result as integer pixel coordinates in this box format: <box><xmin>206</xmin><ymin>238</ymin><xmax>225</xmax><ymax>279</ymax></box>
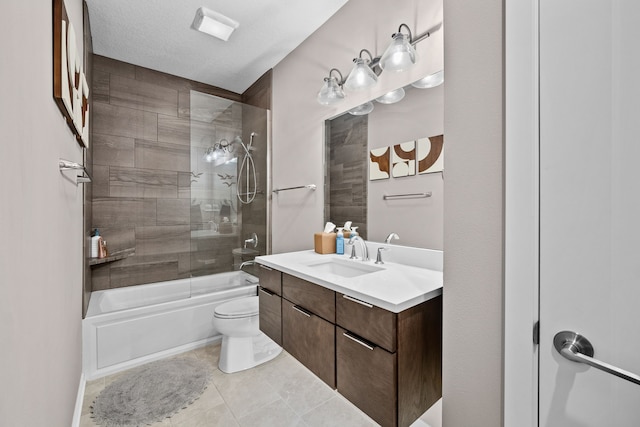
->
<box><xmin>391</xmin><ymin>141</ymin><xmax>416</xmax><ymax>178</ymax></box>
<box><xmin>53</xmin><ymin>0</ymin><xmax>90</xmax><ymax>147</ymax></box>
<box><xmin>369</xmin><ymin>147</ymin><xmax>390</xmax><ymax>180</ymax></box>
<box><xmin>417</xmin><ymin>135</ymin><xmax>444</xmax><ymax>174</ymax></box>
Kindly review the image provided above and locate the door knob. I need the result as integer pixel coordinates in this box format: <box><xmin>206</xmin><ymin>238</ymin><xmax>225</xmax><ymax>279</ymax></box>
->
<box><xmin>554</xmin><ymin>331</ymin><xmax>640</xmax><ymax>386</ymax></box>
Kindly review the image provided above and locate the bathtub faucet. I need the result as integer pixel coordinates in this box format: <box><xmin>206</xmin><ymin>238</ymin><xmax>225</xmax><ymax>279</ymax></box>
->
<box><xmin>239</xmin><ymin>260</ymin><xmax>255</xmax><ymax>270</ymax></box>
<box><xmin>244</xmin><ymin>233</ymin><xmax>258</xmax><ymax>249</ymax></box>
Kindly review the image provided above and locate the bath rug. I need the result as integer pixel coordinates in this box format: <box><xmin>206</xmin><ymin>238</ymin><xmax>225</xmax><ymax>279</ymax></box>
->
<box><xmin>91</xmin><ymin>357</ymin><xmax>211</xmax><ymax>426</ymax></box>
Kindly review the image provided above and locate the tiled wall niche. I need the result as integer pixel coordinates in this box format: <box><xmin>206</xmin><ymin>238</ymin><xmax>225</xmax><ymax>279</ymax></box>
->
<box><xmin>90</xmin><ymin>55</ymin><xmax>269</xmax><ymax>291</ymax></box>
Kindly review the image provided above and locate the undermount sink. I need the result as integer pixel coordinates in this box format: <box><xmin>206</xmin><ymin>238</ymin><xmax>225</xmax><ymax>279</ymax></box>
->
<box><xmin>306</xmin><ymin>258</ymin><xmax>383</xmax><ymax>278</ymax></box>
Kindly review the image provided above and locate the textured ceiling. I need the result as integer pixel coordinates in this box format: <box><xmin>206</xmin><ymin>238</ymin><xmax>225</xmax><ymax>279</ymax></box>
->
<box><xmin>85</xmin><ymin>0</ymin><xmax>349</xmax><ymax>94</ymax></box>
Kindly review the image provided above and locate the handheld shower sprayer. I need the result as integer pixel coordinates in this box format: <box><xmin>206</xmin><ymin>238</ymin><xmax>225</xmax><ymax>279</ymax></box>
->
<box><xmin>236</xmin><ymin>132</ymin><xmax>258</xmax><ymax>204</ymax></box>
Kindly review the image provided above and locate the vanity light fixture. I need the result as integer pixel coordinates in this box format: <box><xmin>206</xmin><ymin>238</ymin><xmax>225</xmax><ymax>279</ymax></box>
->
<box><xmin>411</xmin><ymin>69</ymin><xmax>444</xmax><ymax>89</ymax></box>
<box><xmin>317</xmin><ymin>68</ymin><xmax>346</xmax><ymax>106</ymax></box>
<box><xmin>375</xmin><ymin>87</ymin><xmax>406</xmax><ymax>104</ymax></box>
<box><xmin>348</xmin><ymin>101</ymin><xmax>375</xmax><ymax>116</ymax></box>
<box><xmin>192</xmin><ymin>7</ymin><xmax>239</xmax><ymax>41</ymax></box>
<box><xmin>317</xmin><ymin>22</ymin><xmax>439</xmax><ymax>106</ymax></box>
<box><xmin>379</xmin><ymin>23</ymin><xmax>432</xmax><ymax>72</ymax></box>
<box><xmin>344</xmin><ymin>49</ymin><xmax>379</xmax><ymax>91</ymax></box>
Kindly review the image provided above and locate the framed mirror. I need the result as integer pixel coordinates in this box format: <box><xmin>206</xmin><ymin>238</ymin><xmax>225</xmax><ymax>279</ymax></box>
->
<box><xmin>324</xmin><ymin>80</ymin><xmax>444</xmax><ymax>249</ymax></box>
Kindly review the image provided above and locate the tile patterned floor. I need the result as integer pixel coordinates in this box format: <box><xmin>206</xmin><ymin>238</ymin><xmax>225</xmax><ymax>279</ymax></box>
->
<box><xmin>80</xmin><ymin>343</ymin><xmax>442</xmax><ymax>427</ymax></box>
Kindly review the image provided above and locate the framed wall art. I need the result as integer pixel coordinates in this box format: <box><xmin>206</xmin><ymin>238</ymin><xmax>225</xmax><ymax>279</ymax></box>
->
<box><xmin>53</xmin><ymin>0</ymin><xmax>90</xmax><ymax>147</ymax></box>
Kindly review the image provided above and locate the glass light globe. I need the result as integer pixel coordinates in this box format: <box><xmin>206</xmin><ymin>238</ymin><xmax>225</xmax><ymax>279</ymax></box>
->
<box><xmin>375</xmin><ymin>87</ymin><xmax>406</xmax><ymax>104</ymax></box>
<box><xmin>411</xmin><ymin>70</ymin><xmax>444</xmax><ymax>89</ymax></box>
<box><xmin>344</xmin><ymin>59</ymin><xmax>378</xmax><ymax>91</ymax></box>
<box><xmin>379</xmin><ymin>33</ymin><xmax>416</xmax><ymax>72</ymax></box>
<box><xmin>348</xmin><ymin>102</ymin><xmax>375</xmax><ymax>116</ymax></box>
<box><xmin>317</xmin><ymin>77</ymin><xmax>345</xmax><ymax>105</ymax></box>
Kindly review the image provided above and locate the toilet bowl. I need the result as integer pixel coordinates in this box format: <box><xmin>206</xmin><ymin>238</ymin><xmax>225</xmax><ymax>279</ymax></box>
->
<box><xmin>213</xmin><ymin>296</ymin><xmax>281</xmax><ymax>373</ymax></box>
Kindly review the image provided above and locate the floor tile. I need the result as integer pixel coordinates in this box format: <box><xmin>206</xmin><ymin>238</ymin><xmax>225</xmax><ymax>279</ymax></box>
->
<box><xmin>210</xmin><ymin>367</ymin><xmax>280</xmax><ymax>419</ymax></box>
<box><xmin>301</xmin><ymin>395</ymin><xmax>378</xmax><ymax>427</ymax></box>
<box><xmin>237</xmin><ymin>399</ymin><xmax>306</xmax><ymax>427</ymax></box>
<box><xmin>257</xmin><ymin>354</ymin><xmax>334</xmax><ymax>416</ymax></box>
<box><xmin>81</xmin><ymin>343</ymin><xmax>441</xmax><ymax>427</ymax></box>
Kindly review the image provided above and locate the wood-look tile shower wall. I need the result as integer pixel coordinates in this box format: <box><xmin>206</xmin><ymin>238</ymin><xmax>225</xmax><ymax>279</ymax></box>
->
<box><xmin>326</xmin><ymin>113</ymin><xmax>368</xmax><ymax>239</ymax></box>
<box><xmin>90</xmin><ymin>55</ymin><xmax>244</xmax><ymax>291</ymax></box>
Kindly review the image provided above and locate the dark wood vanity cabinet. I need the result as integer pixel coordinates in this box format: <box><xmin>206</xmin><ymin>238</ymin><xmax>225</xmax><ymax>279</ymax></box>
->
<box><xmin>257</xmin><ymin>264</ymin><xmax>442</xmax><ymax>427</ymax></box>
<box><xmin>257</xmin><ymin>264</ymin><xmax>282</xmax><ymax>345</ymax></box>
<box><xmin>282</xmin><ymin>273</ymin><xmax>336</xmax><ymax>387</ymax></box>
<box><xmin>282</xmin><ymin>273</ymin><xmax>335</xmax><ymax>322</ymax></box>
<box><xmin>282</xmin><ymin>299</ymin><xmax>336</xmax><ymax>388</ymax></box>
<box><xmin>336</xmin><ymin>293</ymin><xmax>397</xmax><ymax>352</ymax></box>
<box><xmin>337</xmin><ymin>326</ymin><xmax>398</xmax><ymax>426</ymax></box>
<box><xmin>258</xmin><ymin>287</ymin><xmax>282</xmax><ymax>345</ymax></box>
<box><xmin>257</xmin><ymin>264</ymin><xmax>282</xmax><ymax>295</ymax></box>
<box><xmin>336</xmin><ymin>293</ymin><xmax>442</xmax><ymax>427</ymax></box>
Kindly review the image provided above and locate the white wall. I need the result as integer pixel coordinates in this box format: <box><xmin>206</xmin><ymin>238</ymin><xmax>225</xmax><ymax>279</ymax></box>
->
<box><xmin>0</xmin><ymin>0</ymin><xmax>85</xmax><ymax>425</ymax></box>
<box><xmin>442</xmin><ymin>0</ymin><xmax>505</xmax><ymax>425</ymax></box>
<box><xmin>271</xmin><ymin>0</ymin><xmax>443</xmax><ymax>254</ymax></box>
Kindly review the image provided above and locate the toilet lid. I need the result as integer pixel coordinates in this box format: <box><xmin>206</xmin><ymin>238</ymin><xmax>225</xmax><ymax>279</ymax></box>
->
<box><xmin>214</xmin><ymin>296</ymin><xmax>259</xmax><ymax>319</ymax></box>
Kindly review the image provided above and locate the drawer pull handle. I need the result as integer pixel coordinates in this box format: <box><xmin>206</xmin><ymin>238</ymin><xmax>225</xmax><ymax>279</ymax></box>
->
<box><xmin>342</xmin><ymin>294</ymin><xmax>373</xmax><ymax>308</ymax></box>
<box><xmin>343</xmin><ymin>332</ymin><xmax>374</xmax><ymax>351</ymax></box>
<box><xmin>259</xmin><ymin>287</ymin><xmax>275</xmax><ymax>296</ymax></box>
<box><xmin>259</xmin><ymin>264</ymin><xmax>273</xmax><ymax>271</ymax></box>
<box><xmin>292</xmin><ymin>305</ymin><xmax>311</xmax><ymax>318</ymax></box>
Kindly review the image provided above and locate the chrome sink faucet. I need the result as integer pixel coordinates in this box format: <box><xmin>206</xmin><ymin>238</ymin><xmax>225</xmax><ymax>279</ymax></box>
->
<box><xmin>385</xmin><ymin>232</ymin><xmax>400</xmax><ymax>244</ymax></box>
<box><xmin>348</xmin><ymin>235</ymin><xmax>369</xmax><ymax>261</ymax></box>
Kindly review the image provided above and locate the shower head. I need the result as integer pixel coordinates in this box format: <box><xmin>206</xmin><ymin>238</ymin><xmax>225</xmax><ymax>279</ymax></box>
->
<box><xmin>249</xmin><ymin>132</ymin><xmax>257</xmax><ymax>149</ymax></box>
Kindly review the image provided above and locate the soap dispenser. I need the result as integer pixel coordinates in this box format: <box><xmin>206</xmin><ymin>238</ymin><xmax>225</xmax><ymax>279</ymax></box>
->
<box><xmin>336</xmin><ymin>228</ymin><xmax>345</xmax><ymax>255</ymax></box>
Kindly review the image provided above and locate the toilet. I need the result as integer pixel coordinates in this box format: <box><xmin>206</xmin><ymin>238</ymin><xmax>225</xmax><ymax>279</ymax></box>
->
<box><xmin>212</xmin><ymin>296</ymin><xmax>282</xmax><ymax>373</ymax></box>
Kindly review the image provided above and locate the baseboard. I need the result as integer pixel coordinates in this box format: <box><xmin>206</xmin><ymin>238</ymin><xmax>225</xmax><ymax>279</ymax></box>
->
<box><xmin>84</xmin><ymin>336</ymin><xmax>222</xmax><ymax>381</ymax></box>
<box><xmin>71</xmin><ymin>372</ymin><xmax>86</xmax><ymax>427</ymax></box>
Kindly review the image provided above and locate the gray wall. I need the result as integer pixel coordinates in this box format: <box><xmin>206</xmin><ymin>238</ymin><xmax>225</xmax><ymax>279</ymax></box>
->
<box><xmin>0</xmin><ymin>0</ymin><xmax>85</xmax><ymax>425</ymax></box>
<box><xmin>442</xmin><ymin>0</ymin><xmax>505</xmax><ymax>425</ymax></box>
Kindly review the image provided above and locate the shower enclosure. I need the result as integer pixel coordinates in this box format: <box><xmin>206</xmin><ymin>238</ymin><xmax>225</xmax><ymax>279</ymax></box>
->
<box><xmin>189</xmin><ymin>91</ymin><xmax>269</xmax><ymax>276</ymax></box>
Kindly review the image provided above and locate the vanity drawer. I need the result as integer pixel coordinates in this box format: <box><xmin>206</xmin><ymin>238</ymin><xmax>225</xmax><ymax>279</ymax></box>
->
<box><xmin>258</xmin><ymin>287</ymin><xmax>282</xmax><ymax>346</ymax></box>
<box><xmin>336</xmin><ymin>326</ymin><xmax>397</xmax><ymax>427</ymax></box>
<box><xmin>282</xmin><ymin>274</ymin><xmax>335</xmax><ymax>323</ymax></box>
<box><xmin>257</xmin><ymin>264</ymin><xmax>282</xmax><ymax>295</ymax></box>
<box><xmin>282</xmin><ymin>300</ymin><xmax>336</xmax><ymax>388</ymax></box>
<box><xmin>337</xmin><ymin>293</ymin><xmax>397</xmax><ymax>352</ymax></box>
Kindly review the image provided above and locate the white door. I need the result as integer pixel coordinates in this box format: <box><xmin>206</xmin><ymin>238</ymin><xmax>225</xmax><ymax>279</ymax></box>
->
<box><xmin>539</xmin><ymin>0</ymin><xmax>640</xmax><ymax>425</ymax></box>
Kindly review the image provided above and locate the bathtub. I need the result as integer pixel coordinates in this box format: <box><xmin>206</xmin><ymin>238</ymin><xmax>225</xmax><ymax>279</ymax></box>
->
<box><xmin>83</xmin><ymin>271</ymin><xmax>258</xmax><ymax>380</ymax></box>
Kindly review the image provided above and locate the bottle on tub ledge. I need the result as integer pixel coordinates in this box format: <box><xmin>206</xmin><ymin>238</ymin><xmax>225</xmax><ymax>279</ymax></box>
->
<box><xmin>91</xmin><ymin>228</ymin><xmax>109</xmax><ymax>259</ymax></box>
<box><xmin>91</xmin><ymin>229</ymin><xmax>101</xmax><ymax>258</ymax></box>
<box><xmin>99</xmin><ymin>239</ymin><xmax>109</xmax><ymax>259</ymax></box>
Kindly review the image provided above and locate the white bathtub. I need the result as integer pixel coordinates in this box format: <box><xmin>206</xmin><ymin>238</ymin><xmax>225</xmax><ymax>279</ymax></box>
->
<box><xmin>83</xmin><ymin>271</ymin><xmax>258</xmax><ymax>380</ymax></box>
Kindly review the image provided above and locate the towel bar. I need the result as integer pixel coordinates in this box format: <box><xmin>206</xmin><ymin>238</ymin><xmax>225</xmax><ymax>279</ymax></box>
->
<box><xmin>59</xmin><ymin>159</ymin><xmax>92</xmax><ymax>185</ymax></box>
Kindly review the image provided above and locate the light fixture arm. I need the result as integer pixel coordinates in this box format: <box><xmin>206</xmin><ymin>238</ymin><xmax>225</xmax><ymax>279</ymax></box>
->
<box><xmin>358</xmin><ymin>49</ymin><xmax>374</xmax><ymax>64</ymax></box>
<box><xmin>395</xmin><ymin>22</ymin><xmax>436</xmax><ymax>47</ymax></box>
<box><xmin>397</xmin><ymin>23</ymin><xmax>413</xmax><ymax>42</ymax></box>
<box><xmin>328</xmin><ymin>68</ymin><xmax>345</xmax><ymax>85</ymax></box>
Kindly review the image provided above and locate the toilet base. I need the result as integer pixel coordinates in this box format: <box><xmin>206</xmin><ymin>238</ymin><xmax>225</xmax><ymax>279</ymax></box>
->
<box><xmin>218</xmin><ymin>332</ymin><xmax>282</xmax><ymax>373</ymax></box>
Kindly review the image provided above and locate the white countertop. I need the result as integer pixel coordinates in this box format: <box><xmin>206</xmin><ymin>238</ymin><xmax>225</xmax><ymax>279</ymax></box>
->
<box><xmin>255</xmin><ymin>250</ymin><xmax>443</xmax><ymax>313</ymax></box>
